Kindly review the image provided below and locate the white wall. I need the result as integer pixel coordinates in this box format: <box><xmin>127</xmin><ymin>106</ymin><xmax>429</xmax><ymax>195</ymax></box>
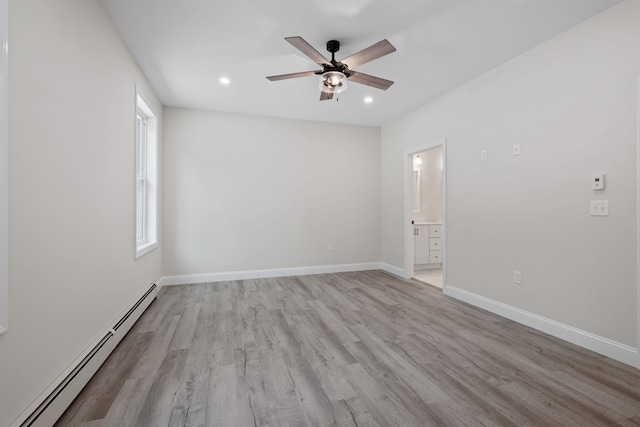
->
<box><xmin>0</xmin><ymin>1</ymin><xmax>163</xmax><ymax>425</ymax></box>
<box><xmin>381</xmin><ymin>0</ymin><xmax>639</xmax><ymax>347</ymax></box>
<box><xmin>163</xmin><ymin>107</ymin><xmax>380</xmax><ymax>276</ymax></box>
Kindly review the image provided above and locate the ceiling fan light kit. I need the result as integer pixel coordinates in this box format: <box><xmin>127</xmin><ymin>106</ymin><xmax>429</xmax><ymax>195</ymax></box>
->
<box><xmin>320</xmin><ymin>71</ymin><xmax>347</xmax><ymax>94</ymax></box>
<box><xmin>267</xmin><ymin>36</ymin><xmax>396</xmax><ymax>101</ymax></box>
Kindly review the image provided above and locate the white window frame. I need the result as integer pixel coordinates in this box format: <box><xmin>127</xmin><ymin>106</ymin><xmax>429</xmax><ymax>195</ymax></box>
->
<box><xmin>0</xmin><ymin>0</ymin><xmax>7</xmax><ymax>334</ymax></box>
<box><xmin>135</xmin><ymin>91</ymin><xmax>158</xmax><ymax>258</ymax></box>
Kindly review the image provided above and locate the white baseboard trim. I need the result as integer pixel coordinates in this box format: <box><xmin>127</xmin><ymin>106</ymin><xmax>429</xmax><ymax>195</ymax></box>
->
<box><xmin>158</xmin><ymin>262</ymin><xmax>382</xmax><ymax>287</ymax></box>
<box><xmin>379</xmin><ymin>262</ymin><xmax>406</xmax><ymax>278</ymax></box>
<box><xmin>445</xmin><ymin>285</ymin><xmax>639</xmax><ymax>368</ymax></box>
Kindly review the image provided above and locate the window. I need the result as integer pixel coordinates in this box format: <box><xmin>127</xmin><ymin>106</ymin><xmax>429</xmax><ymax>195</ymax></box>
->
<box><xmin>135</xmin><ymin>92</ymin><xmax>157</xmax><ymax>258</ymax></box>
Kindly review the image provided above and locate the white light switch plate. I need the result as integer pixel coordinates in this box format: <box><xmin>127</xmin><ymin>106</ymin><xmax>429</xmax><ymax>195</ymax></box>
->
<box><xmin>590</xmin><ymin>200</ymin><xmax>609</xmax><ymax>216</ymax></box>
<box><xmin>513</xmin><ymin>144</ymin><xmax>521</xmax><ymax>156</ymax></box>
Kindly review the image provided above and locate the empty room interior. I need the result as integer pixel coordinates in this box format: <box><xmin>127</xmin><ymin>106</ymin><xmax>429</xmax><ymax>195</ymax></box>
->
<box><xmin>2</xmin><ymin>0</ymin><xmax>640</xmax><ymax>426</ymax></box>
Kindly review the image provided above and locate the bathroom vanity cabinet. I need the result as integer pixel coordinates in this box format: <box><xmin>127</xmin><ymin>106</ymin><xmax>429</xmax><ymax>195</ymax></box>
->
<box><xmin>414</xmin><ymin>223</ymin><xmax>442</xmax><ymax>267</ymax></box>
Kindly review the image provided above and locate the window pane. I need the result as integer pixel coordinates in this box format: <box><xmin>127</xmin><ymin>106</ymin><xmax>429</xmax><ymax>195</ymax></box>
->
<box><xmin>136</xmin><ymin>178</ymin><xmax>145</xmax><ymax>242</ymax></box>
<box><xmin>135</xmin><ymin>114</ymin><xmax>143</xmax><ymax>177</ymax></box>
<box><xmin>135</xmin><ymin>93</ymin><xmax>157</xmax><ymax>258</ymax></box>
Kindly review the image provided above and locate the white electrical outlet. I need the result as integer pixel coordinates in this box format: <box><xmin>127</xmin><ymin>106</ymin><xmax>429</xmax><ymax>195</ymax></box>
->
<box><xmin>328</xmin><ymin>243</ymin><xmax>334</xmax><ymax>252</ymax></box>
<box><xmin>513</xmin><ymin>144</ymin><xmax>521</xmax><ymax>156</ymax></box>
<box><xmin>590</xmin><ymin>200</ymin><xmax>609</xmax><ymax>216</ymax></box>
<box><xmin>481</xmin><ymin>150</ymin><xmax>488</xmax><ymax>162</ymax></box>
<box><xmin>513</xmin><ymin>271</ymin><xmax>522</xmax><ymax>285</ymax></box>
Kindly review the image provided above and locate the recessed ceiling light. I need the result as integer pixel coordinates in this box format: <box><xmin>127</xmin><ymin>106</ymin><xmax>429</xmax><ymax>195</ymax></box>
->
<box><xmin>219</xmin><ymin>77</ymin><xmax>230</xmax><ymax>85</ymax></box>
<box><xmin>364</xmin><ymin>96</ymin><xmax>373</xmax><ymax>104</ymax></box>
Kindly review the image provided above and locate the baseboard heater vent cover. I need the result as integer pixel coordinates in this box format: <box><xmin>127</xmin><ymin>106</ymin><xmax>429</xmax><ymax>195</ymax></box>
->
<box><xmin>20</xmin><ymin>332</ymin><xmax>113</xmax><ymax>427</ymax></box>
<box><xmin>113</xmin><ymin>283</ymin><xmax>156</xmax><ymax>332</ymax></box>
<box><xmin>14</xmin><ymin>283</ymin><xmax>158</xmax><ymax>427</ymax></box>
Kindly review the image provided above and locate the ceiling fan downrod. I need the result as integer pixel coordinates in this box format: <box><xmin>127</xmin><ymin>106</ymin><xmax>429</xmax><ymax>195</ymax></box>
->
<box><xmin>326</xmin><ymin>40</ymin><xmax>340</xmax><ymax>64</ymax></box>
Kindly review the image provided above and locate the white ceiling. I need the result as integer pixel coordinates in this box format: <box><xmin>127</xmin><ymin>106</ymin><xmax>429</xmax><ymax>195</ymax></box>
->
<box><xmin>100</xmin><ymin>0</ymin><xmax>620</xmax><ymax>127</ymax></box>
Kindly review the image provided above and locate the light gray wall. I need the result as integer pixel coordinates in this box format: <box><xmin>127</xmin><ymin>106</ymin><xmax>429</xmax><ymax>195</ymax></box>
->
<box><xmin>381</xmin><ymin>0</ymin><xmax>639</xmax><ymax>347</ymax></box>
<box><xmin>0</xmin><ymin>1</ymin><xmax>163</xmax><ymax>425</ymax></box>
<box><xmin>162</xmin><ymin>107</ymin><xmax>381</xmax><ymax>275</ymax></box>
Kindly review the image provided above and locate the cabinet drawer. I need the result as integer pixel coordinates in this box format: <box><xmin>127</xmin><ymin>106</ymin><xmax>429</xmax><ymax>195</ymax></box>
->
<box><xmin>429</xmin><ymin>237</ymin><xmax>442</xmax><ymax>250</ymax></box>
<box><xmin>429</xmin><ymin>225</ymin><xmax>442</xmax><ymax>237</ymax></box>
<box><xmin>429</xmin><ymin>251</ymin><xmax>443</xmax><ymax>264</ymax></box>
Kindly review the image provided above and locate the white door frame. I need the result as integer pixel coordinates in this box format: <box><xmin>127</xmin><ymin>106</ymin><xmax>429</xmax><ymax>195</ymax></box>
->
<box><xmin>404</xmin><ymin>138</ymin><xmax>447</xmax><ymax>289</ymax></box>
<box><xmin>636</xmin><ymin>77</ymin><xmax>640</xmax><ymax>368</ymax></box>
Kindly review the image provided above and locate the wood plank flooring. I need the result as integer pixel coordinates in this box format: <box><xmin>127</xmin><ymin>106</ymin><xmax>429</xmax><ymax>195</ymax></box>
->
<box><xmin>56</xmin><ymin>271</ymin><xmax>640</xmax><ymax>426</ymax></box>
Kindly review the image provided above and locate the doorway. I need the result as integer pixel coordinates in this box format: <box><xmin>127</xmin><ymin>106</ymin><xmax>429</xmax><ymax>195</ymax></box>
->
<box><xmin>404</xmin><ymin>139</ymin><xmax>447</xmax><ymax>290</ymax></box>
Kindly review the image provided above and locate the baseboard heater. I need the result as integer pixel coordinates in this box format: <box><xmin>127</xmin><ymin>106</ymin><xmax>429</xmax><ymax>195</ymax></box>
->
<box><xmin>14</xmin><ymin>283</ymin><xmax>158</xmax><ymax>427</ymax></box>
<box><xmin>112</xmin><ymin>284</ymin><xmax>157</xmax><ymax>346</ymax></box>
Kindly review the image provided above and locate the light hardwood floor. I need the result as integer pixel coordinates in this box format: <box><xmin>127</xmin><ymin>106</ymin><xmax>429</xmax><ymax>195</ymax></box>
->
<box><xmin>57</xmin><ymin>270</ymin><xmax>640</xmax><ymax>426</ymax></box>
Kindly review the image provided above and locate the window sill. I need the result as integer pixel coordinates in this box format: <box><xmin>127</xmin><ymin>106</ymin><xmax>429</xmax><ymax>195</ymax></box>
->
<box><xmin>136</xmin><ymin>241</ymin><xmax>158</xmax><ymax>259</ymax></box>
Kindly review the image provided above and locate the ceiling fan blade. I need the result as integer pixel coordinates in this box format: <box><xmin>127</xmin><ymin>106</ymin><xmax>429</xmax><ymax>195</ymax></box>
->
<box><xmin>319</xmin><ymin>91</ymin><xmax>334</xmax><ymax>101</ymax></box>
<box><xmin>266</xmin><ymin>71</ymin><xmax>317</xmax><ymax>81</ymax></box>
<box><xmin>341</xmin><ymin>39</ymin><xmax>396</xmax><ymax>69</ymax></box>
<box><xmin>285</xmin><ymin>36</ymin><xmax>331</xmax><ymax>66</ymax></box>
<box><xmin>348</xmin><ymin>71</ymin><xmax>394</xmax><ymax>90</ymax></box>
